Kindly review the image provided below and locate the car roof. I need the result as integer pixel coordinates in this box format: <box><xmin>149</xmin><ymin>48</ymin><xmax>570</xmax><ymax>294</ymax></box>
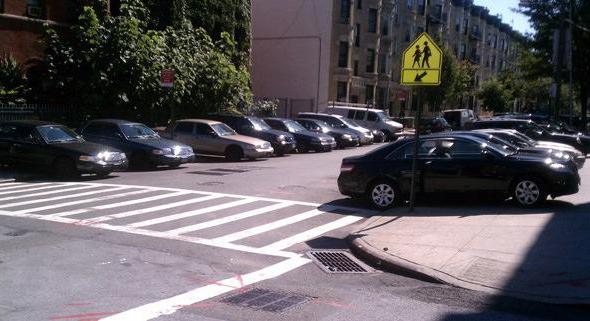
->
<box><xmin>326</xmin><ymin>106</ymin><xmax>384</xmax><ymax>113</ymax></box>
<box><xmin>176</xmin><ymin>119</ymin><xmax>223</xmax><ymax>125</ymax></box>
<box><xmin>443</xmin><ymin>109</ymin><xmax>472</xmax><ymax>113</ymax></box>
<box><xmin>476</xmin><ymin>119</ymin><xmax>532</xmax><ymax>123</ymax></box>
<box><xmin>264</xmin><ymin>117</ymin><xmax>292</xmax><ymax>122</ymax></box>
<box><xmin>299</xmin><ymin>112</ymin><xmax>344</xmax><ymax>119</ymax></box>
<box><xmin>90</xmin><ymin>119</ymin><xmax>142</xmax><ymax>125</ymax></box>
<box><xmin>0</xmin><ymin>120</ymin><xmax>59</xmax><ymax>127</ymax></box>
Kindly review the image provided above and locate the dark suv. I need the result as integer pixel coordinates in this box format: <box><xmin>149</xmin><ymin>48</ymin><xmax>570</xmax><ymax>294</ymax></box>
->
<box><xmin>208</xmin><ymin>114</ymin><xmax>296</xmax><ymax>155</ymax></box>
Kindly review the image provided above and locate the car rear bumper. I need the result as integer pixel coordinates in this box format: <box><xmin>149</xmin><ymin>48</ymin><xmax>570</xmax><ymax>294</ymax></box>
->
<box><xmin>337</xmin><ymin>173</ymin><xmax>368</xmax><ymax>197</ymax></box>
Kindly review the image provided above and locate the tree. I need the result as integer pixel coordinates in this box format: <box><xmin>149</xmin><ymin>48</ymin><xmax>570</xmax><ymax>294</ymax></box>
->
<box><xmin>0</xmin><ymin>54</ymin><xmax>29</xmax><ymax>104</ymax></box>
<box><xmin>519</xmin><ymin>0</ymin><xmax>590</xmax><ymax>127</ymax></box>
<box><xmin>477</xmin><ymin>79</ymin><xmax>510</xmax><ymax>113</ymax></box>
<box><xmin>42</xmin><ymin>0</ymin><xmax>252</xmax><ymax>125</ymax></box>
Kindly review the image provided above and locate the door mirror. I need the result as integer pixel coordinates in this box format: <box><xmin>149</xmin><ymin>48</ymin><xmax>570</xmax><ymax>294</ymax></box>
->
<box><xmin>207</xmin><ymin>131</ymin><xmax>218</xmax><ymax>137</ymax></box>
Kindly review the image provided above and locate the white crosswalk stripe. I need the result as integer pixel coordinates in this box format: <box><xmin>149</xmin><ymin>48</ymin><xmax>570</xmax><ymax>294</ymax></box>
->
<box><xmin>0</xmin><ymin>182</ymin><xmax>373</xmax><ymax>258</ymax></box>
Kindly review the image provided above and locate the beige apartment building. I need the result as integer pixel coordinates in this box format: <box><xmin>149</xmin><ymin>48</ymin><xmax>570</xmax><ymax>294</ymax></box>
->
<box><xmin>251</xmin><ymin>0</ymin><xmax>521</xmax><ymax>117</ymax></box>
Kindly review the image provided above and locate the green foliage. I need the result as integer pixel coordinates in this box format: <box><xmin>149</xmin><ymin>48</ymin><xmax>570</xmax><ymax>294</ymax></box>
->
<box><xmin>247</xmin><ymin>99</ymin><xmax>279</xmax><ymax>117</ymax></box>
<box><xmin>0</xmin><ymin>55</ymin><xmax>29</xmax><ymax>104</ymax></box>
<box><xmin>43</xmin><ymin>0</ymin><xmax>252</xmax><ymax>125</ymax></box>
<box><xmin>477</xmin><ymin>79</ymin><xmax>510</xmax><ymax>113</ymax></box>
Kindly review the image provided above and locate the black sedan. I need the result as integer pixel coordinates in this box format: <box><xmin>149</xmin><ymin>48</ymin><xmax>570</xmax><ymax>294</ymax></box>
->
<box><xmin>338</xmin><ymin>134</ymin><xmax>580</xmax><ymax>209</ymax></box>
<box><xmin>473</xmin><ymin>119</ymin><xmax>590</xmax><ymax>154</ymax></box>
<box><xmin>295</xmin><ymin>118</ymin><xmax>360</xmax><ymax>148</ymax></box>
<box><xmin>79</xmin><ymin>119</ymin><xmax>195</xmax><ymax>169</ymax></box>
<box><xmin>0</xmin><ymin>121</ymin><xmax>127</xmax><ymax>178</ymax></box>
<box><xmin>264</xmin><ymin>118</ymin><xmax>337</xmax><ymax>152</ymax></box>
<box><xmin>207</xmin><ymin>114</ymin><xmax>297</xmax><ymax>155</ymax></box>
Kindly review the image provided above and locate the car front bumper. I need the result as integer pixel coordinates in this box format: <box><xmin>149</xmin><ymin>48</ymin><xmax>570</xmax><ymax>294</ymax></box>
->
<box><xmin>548</xmin><ymin>171</ymin><xmax>580</xmax><ymax>197</ymax></box>
<box><xmin>311</xmin><ymin>141</ymin><xmax>337</xmax><ymax>151</ymax></box>
<box><xmin>77</xmin><ymin>159</ymin><xmax>129</xmax><ymax>173</ymax></box>
<box><xmin>338</xmin><ymin>136</ymin><xmax>360</xmax><ymax>148</ymax></box>
<box><xmin>151</xmin><ymin>153</ymin><xmax>195</xmax><ymax>165</ymax></box>
<box><xmin>273</xmin><ymin>141</ymin><xmax>297</xmax><ymax>154</ymax></box>
<box><xmin>244</xmin><ymin>147</ymin><xmax>274</xmax><ymax>159</ymax></box>
<box><xmin>359</xmin><ymin>134</ymin><xmax>374</xmax><ymax>145</ymax></box>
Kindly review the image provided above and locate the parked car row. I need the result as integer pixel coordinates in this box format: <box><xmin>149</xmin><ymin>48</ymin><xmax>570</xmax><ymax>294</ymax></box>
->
<box><xmin>339</xmin><ymin>117</ymin><xmax>587</xmax><ymax>210</ymax></box>
<box><xmin>0</xmin><ymin>109</ymin><xmax>398</xmax><ymax>178</ymax></box>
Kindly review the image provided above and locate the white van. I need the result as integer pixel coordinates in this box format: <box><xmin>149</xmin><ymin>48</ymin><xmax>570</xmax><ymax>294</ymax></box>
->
<box><xmin>324</xmin><ymin>106</ymin><xmax>403</xmax><ymax>140</ymax></box>
<box><xmin>442</xmin><ymin>109</ymin><xmax>476</xmax><ymax>129</ymax></box>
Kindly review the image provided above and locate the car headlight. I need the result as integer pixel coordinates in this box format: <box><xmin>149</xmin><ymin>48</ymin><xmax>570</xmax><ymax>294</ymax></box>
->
<box><xmin>342</xmin><ymin>134</ymin><xmax>352</xmax><ymax>140</ymax></box>
<box><xmin>79</xmin><ymin>155</ymin><xmax>98</xmax><ymax>162</ymax></box>
<box><xmin>276</xmin><ymin>135</ymin><xmax>286</xmax><ymax>142</ymax></box>
<box><xmin>172</xmin><ymin>146</ymin><xmax>183</xmax><ymax>156</ymax></box>
<box><xmin>550</xmin><ymin>163</ymin><xmax>566</xmax><ymax>169</ymax></box>
<box><xmin>152</xmin><ymin>148</ymin><xmax>172</xmax><ymax>155</ymax></box>
<box><xmin>576</xmin><ymin>137</ymin><xmax>582</xmax><ymax>144</ymax></box>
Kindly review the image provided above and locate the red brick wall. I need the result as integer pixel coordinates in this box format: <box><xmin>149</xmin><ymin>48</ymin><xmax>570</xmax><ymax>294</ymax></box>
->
<box><xmin>1</xmin><ymin>0</ymin><xmax>72</xmax><ymax>65</ymax></box>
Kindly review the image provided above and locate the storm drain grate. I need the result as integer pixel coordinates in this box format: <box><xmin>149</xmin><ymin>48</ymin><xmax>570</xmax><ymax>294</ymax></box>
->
<box><xmin>221</xmin><ymin>288</ymin><xmax>312</xmax><ymax>313</ymax></box>
<box><xmin>307</xmin><ymin>250</ymin><xmax>374</xmax><ymax>274</ymax></box>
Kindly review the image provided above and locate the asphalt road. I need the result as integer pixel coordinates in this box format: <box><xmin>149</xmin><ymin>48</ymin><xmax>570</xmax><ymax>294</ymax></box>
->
<box><xmin>0</xmin><ymin>144</ymin><xmax>588</xmax><ymax>321</ymax></box>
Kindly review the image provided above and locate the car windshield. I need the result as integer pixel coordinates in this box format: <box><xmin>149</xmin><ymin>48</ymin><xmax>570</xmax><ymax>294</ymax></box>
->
<box><xmin>494</xmin><ymin>132</ymin><xmax>533</xmax><ymax>147</ymax></box>
<box><xmin>211</xmin><ymin>123</ymin><xmax>237</xmax><ymax>136</ymax></box>
<box><xmin>248</xmin><ymin>117</ymin><xmax>272</xmax><ymax>131</ymax></box>
<box><xmin>314</xmin><ymin>120</ymin><xmax>332</xmax><ymax>132</ymax></box>
<box><xmin>37</xmin><ymin>126</ymin><xmax>81</xmax><ymax>143</ymax></box>
<box><xmin>285</xmin><ymin>120</ymin><xmax>306</xmax><ymax>132</ymax></box>
<box><xmin>488</xmin><ymin>136</ymin><xmax>518</xmax><ymax>153</ymax></box>
<box><xmin>340</xmin><ymin>117</ymin><xmax>359</xmax><ymax>128</ymax></box>
<box><xmin>121</xmin><ymin>124</ymin><xmax>158</xmax><ymax>138</ymax></box>
<box><xmin>376</xmin><ymin>111</ymin><xmax>391</xmax><ymax>121</ymax></box>
<box><xmin>483</xmin><ymin>140</ymin><xmax>512</xmax><ymax>157</ymax></box>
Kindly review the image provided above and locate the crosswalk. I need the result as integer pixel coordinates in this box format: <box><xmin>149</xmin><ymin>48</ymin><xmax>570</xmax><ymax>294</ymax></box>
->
<box><xmin>0</xmin><ymin>180</ymin><xmax>373</xmax><ymax>258</ymax></box>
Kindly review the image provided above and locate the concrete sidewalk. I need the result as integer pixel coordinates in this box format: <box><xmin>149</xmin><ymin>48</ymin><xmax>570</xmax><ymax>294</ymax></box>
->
<box><xmin>349</xmin><ymin>205</ymin><xmax>590</xmax><ymax>304</ymax></box>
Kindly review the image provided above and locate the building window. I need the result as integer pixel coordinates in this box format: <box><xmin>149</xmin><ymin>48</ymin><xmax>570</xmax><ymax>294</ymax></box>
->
<box><xmin>417</xmin><ymin>0</ymin><xmax>425</xmax><ymax>15</ymax></box>
<box><xmin>0</xmin><ymin>0</ymin><xmax>4</xmax><ymax>13</ymax></box>
<box><xmin>357</xmin><ymin>0</ymin><xmax>362</xmax><ymax>9</ymax></box>
<box><xmin>366</xmin><ymin>49</ymin><xmax>376</xmax><ymax>73</ymax></box>
<box><xmin>378</xmin><ymin>87</ymin><xmax>387</xmax><ymax>107</ymax></box>
<box><xmin>368</xmin><ymin>8</ymin><xmax>378</xmax><ymax>33</ymax></box>
<box><xmin>381</xmin><ymin>17</ymin><xmax>389</xmax><ymax>36</ymax></box>
<box><xmin>355</xmin><ymin>24</ymin><xmax>361</xmax><ymax>47</ymax></box>
<box><xmin>337</xmin><ymin>82</ymin><xmax>348</xmax><ymax>102</ymax></box>
<box><xmin>416</xmin><ymin>26</ymin><xmax>424</xmax><ymax>37</ymax></box>
<box><xmin>350</xmin><ymin>95</ymin><xmax>359</xmax><ymax>103</ymax></box>
<box><xmin>379</xmin><ymin>53</ymin><xmax>387</xmax><ymax>74</ymax></box>
<box><xmin>491</xmin><ymin>55</ymin><xmax>496</xmax><ymax>69</ymax></box>
<box><xmin>463</xmin><ymin>18</ymin><xmax>469</xmax><ymax>35</ymax></box>
<box><xmin>26</xmin><ymin>0</ymin><xmax>45</xmax><ymax>18</ymax></box>
<box><xmin>455</xmin><ymin>17</ymin><xmax>461</xmax><ymax>33</ymax></box>
<box><xmin>407</xmin><ymin>0</ymin><xmax>413</xmax><ymax>10</ymax></box>
<box><xmin>338</xmin><ymin>41</ymin><xmax>349</xmax><ymax>68</ymax></box>
<box><xmin>405</xmin><ymin>27</ymin><xmax>412</xmax><ymax>42</ymax></box>
<box><xmin>460</xmin><ymin>44</ymin><xmax>466</xmax><ymax>60</ymax></box>
<box><xmin>365</xmin><ymin>85</ymin><xmax>374</xmax><ymax>104</ymax></box>
<box><xmin>340</xmin><ymin>0</ymin><xmax>351</xmax><ymax>24</ymax></box>
<box><xmin>353</xmin><ymin>60</ymin><xmax>359</xmax><ymax>76</ymax></box>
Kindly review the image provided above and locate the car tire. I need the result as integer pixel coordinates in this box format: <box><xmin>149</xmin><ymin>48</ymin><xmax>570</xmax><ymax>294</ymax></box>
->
<box><xmin>53</xmin><ymin>157</ymin><xmax>78</xmax><ymax>180</ymax></box>
<box><xmin>131</xmin><ymin>152</ymin><xmax>152</xmax><ymax>170</ymax></box>
<box><xmin>367</xmin><ymin>179</ymin><xmax>399</xmax><ymax>210</ymax></box>
<box><xmin>512</xmin><ymin>177</ymin><xmax>547</xmax><ymax>207</ymax></box>
<box><xmin>225</xmin><ymin>146</ymin><xmax>243</xmax><ymax>162</ymax></box>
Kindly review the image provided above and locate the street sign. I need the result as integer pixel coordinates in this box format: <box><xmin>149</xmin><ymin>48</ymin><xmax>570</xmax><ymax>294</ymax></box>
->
<box><xmin>401</xmin><ymin>33</ymin><xmax>443</xmax><ymax>86</ymax></box>
<box><xmin>160</xmin><ymin>69</ymin><xmax>174</xmax><ymax>88</ymax></box>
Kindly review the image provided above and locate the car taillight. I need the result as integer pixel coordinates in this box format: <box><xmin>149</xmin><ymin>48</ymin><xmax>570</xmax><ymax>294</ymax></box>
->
<box><xmin>340</xmin><ymin>163</ymin><xmax>355</xmax><ymax>172</ymax></box>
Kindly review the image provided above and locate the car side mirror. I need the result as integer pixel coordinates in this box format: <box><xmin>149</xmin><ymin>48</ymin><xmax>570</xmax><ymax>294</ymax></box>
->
<box><xmin>208</xmin><ymin>131</ymin><xmax>218</xmax><ymax>137</ymax></box>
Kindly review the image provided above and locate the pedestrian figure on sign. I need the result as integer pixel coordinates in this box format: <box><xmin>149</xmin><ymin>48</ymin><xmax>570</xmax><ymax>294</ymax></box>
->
<box><xmin>422</xmin><ymin>41</ymin><xmax>431</xmax><ymax>68</ymax></box>
<box><xmin>412</xmin><ymin>45</ymin><xmax>422</xmax><ymax>68</ymax></box>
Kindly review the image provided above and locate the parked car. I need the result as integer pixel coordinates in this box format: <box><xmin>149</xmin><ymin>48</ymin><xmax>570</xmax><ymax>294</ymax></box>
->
<box><xmin>157</xmin><ymin>119</ymin><xmax>274</xmax><ymax>161</ymax></box>
<box><xmin>419</xmin><ymin>117</ymin><xmax>452</xmax><ymax>134</ymax></box>
<box><xmin>325</xmin><ymin>106</ymin><xmax>403</xmax><ymax>141</ymax></box>
<box><xmin>297</xmin><ymin>112</ymin><xmax>374</xmax><ymax>145</ymax></box>
<box><xmin>338</xmin><ymin>134</ymin><xmax>580</xmax><ymax>209</ymax></box>
<box><xmin>473</xmin><ymin>129</ymin><xmax>585</xmax><ymax>169</ymax></box>
<box><xmin>264</xmin><ymin>118</ymin><xmax>337</xmax><ymax>152</ymax></box>
<box><xmin>443</xmin><ymin>131</ymin><xmax>579</xmax><ymax>169</ymax></box>
<box><xmin>442</xmin><ymin>109</ymin><xmax>476</xmax><ymax>130</ymax></box>
<box><xmin>494</xmin><ymin>113</ymin><xmax>550</xmax><ymax>123</ymax></box>
<box><xmin>295</xmin><ymin>118</ymin><xmax>360</xmax><ymax>148</ymax></box>
<box><xmin>0</xmin><ymin>120</ymin><xmax>128</xmax><ymax>178</ymax></box>
<box><xmin>473</xmin><ymin>119</ymin><xmax>590</xmax><ymax>154</ymax></box>
<box><xmin>207</xmin><ymin>114</ymin><xmax>296</xmax><ymax>156</ymax></box>
<box><xmin>79</xmin><ymin>119</ymin><xmax>194</xmax><ymax>169</ymax></box>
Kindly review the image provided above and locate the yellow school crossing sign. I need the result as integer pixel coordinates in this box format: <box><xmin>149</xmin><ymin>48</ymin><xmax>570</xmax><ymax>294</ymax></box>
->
<box><xmin>401</xmin><ymin>33</ymin><xmax>443</xmax><ymax>86</ymax></box>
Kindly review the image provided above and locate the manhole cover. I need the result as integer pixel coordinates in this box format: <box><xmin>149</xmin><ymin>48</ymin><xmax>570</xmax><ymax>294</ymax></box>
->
<box><xmin>307</xmin><ymin>250</ymin><xmax>374</xmax><ymax>274</ymax></box>
<box><xmin>210</xmin><ymin>168</ymin><xmax>250</xmax><ymax>173</ymax></box>
<box><xmin>221</xmin><ymin>288</ymin><xmax>312</xmax><ymax>313</ymax></box>
<box><xmin>188</xmin><ymin>171</ymin><xmax>230</xmax><ymax>176</ymax></box>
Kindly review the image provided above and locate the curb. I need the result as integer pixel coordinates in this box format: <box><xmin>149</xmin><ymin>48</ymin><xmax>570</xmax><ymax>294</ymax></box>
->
<box><xmin>347</xmin><ymin>218</ymin><xmax>590</xmax><ymax>305</ymax></box>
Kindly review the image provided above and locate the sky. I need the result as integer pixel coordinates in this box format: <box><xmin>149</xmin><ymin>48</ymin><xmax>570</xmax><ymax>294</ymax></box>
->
<box><xmin>473</xmin><ymin>0</ymin><xmax>534</xmax><ymax>34</ymax></box>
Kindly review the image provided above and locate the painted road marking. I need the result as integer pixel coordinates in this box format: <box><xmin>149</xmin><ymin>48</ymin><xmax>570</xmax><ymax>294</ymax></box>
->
<box><xmin>92</xmin><ymin>191</ymin><xmax>193</xmax><ymax>209</ymax></box>
<box><xmin>0</xmin><ymin>184</ymin><xmax>96</xmax><ymax>201</ymax></box>
<box><xmin>165</xmin><ymin>202</ymin><xmax>294</xmax><ymax>235</ymax></box>
<box><xmin>261</xmin><ymin>215</ymin><xmax>364</xmax><ymax>251</ymax></box>
<box><xmin>128</xmin><ymin>198</ymin><xmax>257</xmax><ymax>228</ymax></box>
<box><xmin>0</xmin><ymin>179</ymin><xmax>16</xmax><ymax>183</ymax></box>
<box><xmin>99</xmin><ymin>256</ymin><xmax>311</xmax><ymax>321</ymax></box>
<box><xmin>0</xmin><ymin>182</ymin><xmax>27</xmax><ymax>191</ymax></box>
<box><xmin>78</xmin><ymin>195</ymin><xmax>224</xmax><ymax>224</ymax></box>
<box><xmin>0</xmin><ymin>186</ymin><xmax>126</xmax><ymax>209</ymax></box>
<box><xmin>212</xmin><ymin>209</ymin><xmax>325</xmax><ymax>243</ymax></box>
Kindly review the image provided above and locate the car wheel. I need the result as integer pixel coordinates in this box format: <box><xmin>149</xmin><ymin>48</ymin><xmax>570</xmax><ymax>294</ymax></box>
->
<box><xmin>131</xmin><ymin>152</ymin><xmax>152</xmax><ymax>170</ymax></box>
<box><xmin>512</xmin><ymin>177</ymin><xmax>547</xmax><ymax>207</ymax></box>
<box><xmin>368</xmin><ymin>179</ymin><xmax>399</xmax><ymax>210</ymax></box>
<box><xmin>53</xmin><ymin>157</ymin><xmax>78</xmax><ymax>180</ymax></box>
<box><xmin>225</xmin><ymin>146</ymin><xmax>243</xmax><ymax>162</ymax></box>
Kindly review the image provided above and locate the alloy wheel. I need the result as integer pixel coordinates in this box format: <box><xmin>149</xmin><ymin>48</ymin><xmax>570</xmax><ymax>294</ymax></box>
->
<box><xmin>515</xmin><ymin>180</ymin><xmax>541</xmax><ymax>205</ymax></box>
<box><xmin>371</xmin><ymin>184</ymin><xmax>395</xmax><ymax>208</ymax></box>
